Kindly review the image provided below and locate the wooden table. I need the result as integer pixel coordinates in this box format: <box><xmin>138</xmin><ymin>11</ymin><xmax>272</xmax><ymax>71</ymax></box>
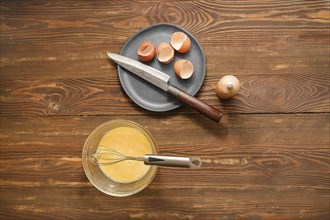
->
<box><xmin>1</xmin><ymin>1</ymin><xmax>329</xmax><ymax>219</ymax></box>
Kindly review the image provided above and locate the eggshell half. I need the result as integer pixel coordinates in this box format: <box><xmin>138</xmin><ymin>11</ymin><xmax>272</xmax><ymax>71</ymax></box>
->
<box><xmin>174</xmin><ymin>59</ymin><xmax>194</xmax><ymax>79</ymax></box>
<box><xmin>170</xmin><ymin>32</ymin><xmax>191</xmax><ymax>53</ymax></box>
<box><xmin>137</xmin><ymin>41</ymin><xmax>155</xmax><ymax>61</ymax></box>
<box><xmin>156</xmin><ymin>42</ymin><xmax>175</xmax><ymax>64</ymax></box>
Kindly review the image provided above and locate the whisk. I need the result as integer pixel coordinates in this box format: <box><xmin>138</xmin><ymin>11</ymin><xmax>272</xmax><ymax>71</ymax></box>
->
<box><xmin>90</xmin><ymin>145</ymin><xmax>202</xmax><ymax>168</ymax></box>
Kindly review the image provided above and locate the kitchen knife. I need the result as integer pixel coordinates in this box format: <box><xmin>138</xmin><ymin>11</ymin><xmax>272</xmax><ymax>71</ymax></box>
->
<box><xmin>107</xmin><ymin>52</ymin><xmax>223</xmax><ymax>123</ymax></box>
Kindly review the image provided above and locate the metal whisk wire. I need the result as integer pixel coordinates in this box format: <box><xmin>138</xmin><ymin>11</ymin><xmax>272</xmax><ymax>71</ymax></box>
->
<box><xmin>90</xmin><ymin>145</ymin><xmax>202</xmax><ymax>168</ymax></box>
<box><xmin>90</xmin><ymin>145</ymin><xmax>144</xmax><ymax>166</ymax></box>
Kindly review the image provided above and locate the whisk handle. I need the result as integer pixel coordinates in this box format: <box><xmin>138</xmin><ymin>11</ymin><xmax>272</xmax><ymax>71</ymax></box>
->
<box><xmin>144</xmin><ymin>155</ymin><xmax>202</xmax><ymax>168</ymax></box>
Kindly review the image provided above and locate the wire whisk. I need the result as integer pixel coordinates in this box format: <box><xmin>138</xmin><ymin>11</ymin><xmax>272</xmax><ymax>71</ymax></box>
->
<box><xmin>90</xmin><ymin>145</ymin><xmax>202</xmax><ymax>168</ymax></box>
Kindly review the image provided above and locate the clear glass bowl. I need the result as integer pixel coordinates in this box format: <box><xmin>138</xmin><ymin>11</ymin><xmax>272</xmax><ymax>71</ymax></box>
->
<box><xmin>82</xmin><ymin>120</ymin><xmax>158</xmax><ymax>197</ymax></box>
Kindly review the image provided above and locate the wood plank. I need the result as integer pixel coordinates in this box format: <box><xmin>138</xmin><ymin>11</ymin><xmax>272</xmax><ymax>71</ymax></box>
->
<box><xmin>1</xmin><ymin>114</ymin><xmax>329</xmax><ymax>189</ymax></box>
<box><xmin>1</xmin><ymin>43</ymin><xmax>329</xmax><ymax>79</ymax></box>
<box><xmin>1</xmin><ymin>74</ymin><xmax>328</xmax><ymax>116</ymax></box>
<box><xmin>1</xmin><ymin>1</ymin><xmax>329</xmax><ymax>79</ymax></box>
<box><xmin>0</xmin><ymin>186</ymin><xmax>329</xmax><ymax>219</ymax></box>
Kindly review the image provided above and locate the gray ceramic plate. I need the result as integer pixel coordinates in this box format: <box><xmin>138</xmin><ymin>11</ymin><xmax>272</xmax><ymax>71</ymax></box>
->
<box><xmin>118</xmin><ymin>23</ymin><xmax>206</xmax><ymax>112</ymax></box>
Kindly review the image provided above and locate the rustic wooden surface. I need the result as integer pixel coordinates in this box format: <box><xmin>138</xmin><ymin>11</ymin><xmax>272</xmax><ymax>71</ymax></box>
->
<box><xmin>1</xmin><ymin>0</ymin><xmax>329</xmax><ymax>219</ymax></box>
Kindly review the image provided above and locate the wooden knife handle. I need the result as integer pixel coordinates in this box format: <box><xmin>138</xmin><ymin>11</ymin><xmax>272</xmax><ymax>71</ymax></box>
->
<box><xmin>167</xmin><ymin>85</ymin><xmax>223</xmax><ymax>123</ymax></box>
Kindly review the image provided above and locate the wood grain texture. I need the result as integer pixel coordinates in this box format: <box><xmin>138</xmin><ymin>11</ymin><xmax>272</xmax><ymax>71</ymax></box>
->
<box><xmin>1</xmin><ymin>114</ymin><xmax>329</xmax><ymax>188</ymax></box>
<box><xmin>1</xmin><ymin>74</ymin><xmax>329</xmax><ymax>116</ymax></box>
<box><xmin>0</xmin><ymin>0</ymin><xmax>329</xmax><ymax>219</ymax></box>
<box><xmin>1</xmin><ymin>1</ymin><xmax>329</xmax><ymax>80</ymax></box>
<box><xmin>0</xmin><ymin>114</ymin><xmax>329</xmax><ymax>219</ymax></box>
<box><xmin>1</xmin><ymin>187</ymin><xmax>329</xmax><ymax>220</ymax></box>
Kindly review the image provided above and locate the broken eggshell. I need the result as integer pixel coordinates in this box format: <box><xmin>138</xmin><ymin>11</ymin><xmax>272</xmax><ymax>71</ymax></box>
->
<box><xmin>174</xmin><ymin>59</ymin><xmax>194</xmax><ymax>79</ymax></box>
<box><xmin>137</xmin><ymin>41</ymin><xmax>156</xmax><ymax>61</ymax></box>
<box><xmin>156</xmin><ymin>42</ymin><xmax>175</xmax><ymax>64</ymax></box>
<box><xmin>170</xmin><ymin>32</ymin><xmax>191</xmax><ymax>53</ymax></box>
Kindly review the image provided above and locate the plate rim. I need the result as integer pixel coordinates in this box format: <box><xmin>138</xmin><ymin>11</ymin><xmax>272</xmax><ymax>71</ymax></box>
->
<box><xmin>117</xmin><ymin>22</ymin><xmax>206</xmax><ymax>112</ymax></box>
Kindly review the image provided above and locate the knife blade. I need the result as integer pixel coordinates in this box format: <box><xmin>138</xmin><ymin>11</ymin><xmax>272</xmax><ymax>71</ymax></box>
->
<box><xmin>107</xmin><ymin>52</ymin><xmax>222</xmax><ymax>123</ymax></box>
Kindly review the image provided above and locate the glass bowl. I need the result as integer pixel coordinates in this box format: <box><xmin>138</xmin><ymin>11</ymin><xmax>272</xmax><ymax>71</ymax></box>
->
<box><xmin>82</xmin><ymin>120</ymin><xmax>158</xmax><ymax>197</ymax></box>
